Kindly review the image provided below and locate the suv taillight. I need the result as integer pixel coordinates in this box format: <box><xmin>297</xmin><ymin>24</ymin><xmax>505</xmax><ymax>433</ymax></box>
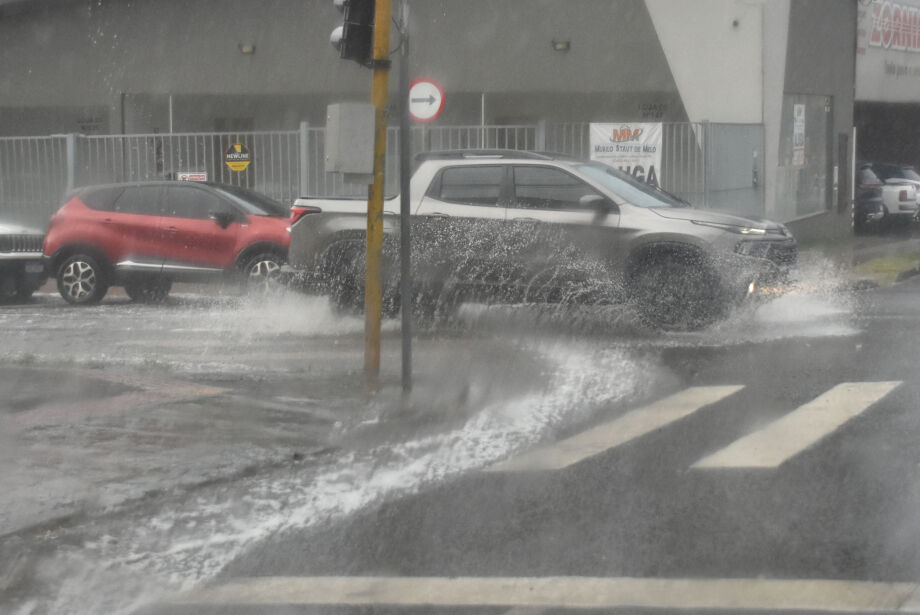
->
<box><xmin>290</xmin><ymin>205</ymin><xmax>322</xmax><ymax>226</ymax></box>
<box><xmin>901</xmin><ymin>189</ymin><xmax>912</xmax><ymax>202</ymax></box>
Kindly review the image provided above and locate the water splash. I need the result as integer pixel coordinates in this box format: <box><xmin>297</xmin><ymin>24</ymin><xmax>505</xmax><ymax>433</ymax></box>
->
<box><xmin>15</xmin><ymin>340</ymin><xmax>654</xmax><ymax>615</ymax></box>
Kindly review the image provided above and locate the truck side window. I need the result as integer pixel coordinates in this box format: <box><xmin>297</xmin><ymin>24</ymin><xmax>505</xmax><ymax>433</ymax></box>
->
<box><xmin>512</xmin><ymin>166</ymin><xmax>599</xmax><ymax>210</ymax></box>
<box><xmin>435</xmin><ymin>166</ymin><xmax>504</xmax><ymax>207</ymax></box>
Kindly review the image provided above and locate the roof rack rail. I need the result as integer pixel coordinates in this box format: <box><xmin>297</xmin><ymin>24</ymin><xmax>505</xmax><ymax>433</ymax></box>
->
<box><xmin>415</xmin><ymin>149</ymin><xmax>554</xmax><ymax>162</ymax></box>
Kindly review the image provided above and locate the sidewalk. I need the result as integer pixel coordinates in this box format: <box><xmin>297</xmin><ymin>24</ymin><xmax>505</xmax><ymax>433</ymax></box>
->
<box><xmin>799</xmin><ymin>229</ymin><xmax>920</xmax><ymax>286</ymax></box>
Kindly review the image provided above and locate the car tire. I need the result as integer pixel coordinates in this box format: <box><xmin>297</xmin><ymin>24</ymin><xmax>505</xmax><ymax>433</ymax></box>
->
<box><xmin>0</xmin><ymin>271</ymin><xmax>32</xmax><ymax>302</ymax></box>
<box><xmin>57</xmin><ymin>254</ymin><xmax>109</xmax><ymax>305</ymax></box>
<box><xmin>14</xmin><ymin>279</ymin><xmax>35</xmax><ymax>300</ymax></box>
<box><xmin>853</xmin><ymin>208</ymin><xmax>870</xmax><ymax>235</ymax></box>
<box><xmin>124</xmin><ymin>276</ymin><xmax>172</xmax><ymax>303</ymax></box>
<box><xmin>241</xmin><ymin>251</ymin><xmax>286</xmax><ymax>293</ymax></box>
<box><xmin>630</xmin><ymin>256</ymin><xmax>727</xmax><ymax>331</ymax></box>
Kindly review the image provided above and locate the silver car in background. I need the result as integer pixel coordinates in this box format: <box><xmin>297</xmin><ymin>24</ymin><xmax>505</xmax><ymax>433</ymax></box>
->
<box><xmin>0</xmin><ymin>219</ymin><xmax>47</xmax><ymax>301</ymax></box>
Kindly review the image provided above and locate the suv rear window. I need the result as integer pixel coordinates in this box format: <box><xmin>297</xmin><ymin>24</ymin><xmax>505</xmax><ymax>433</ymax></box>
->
<box><xmin>79</xmin><ymin>186</ymin><xmax>125</xmax><ymax>211</ymax></box>
<box><xmin>112</xmin><ymin>186</ymin><xmax>162</xmax><ymax>215</ymax></box>
<box><xmin>164</xmin><ymin>186</ymin><xmax>222</xmax><ymax>219</ymax></box>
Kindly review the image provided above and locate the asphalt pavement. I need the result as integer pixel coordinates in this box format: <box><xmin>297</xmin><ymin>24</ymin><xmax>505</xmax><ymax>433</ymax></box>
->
<box><xmin>4</xmin><ymin>229</ymin><xmax>920</xmax><ymax>614</ymax></box>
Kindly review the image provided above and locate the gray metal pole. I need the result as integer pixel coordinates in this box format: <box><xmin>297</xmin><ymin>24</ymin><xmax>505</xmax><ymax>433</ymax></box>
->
<box><xmin>299</xmin><ymin>121</ymin><xmax>311</xmax><ymax>198</ymax></box>
<box><xmin>65</xmin><ymin>133</ymin><xmax>76</xmax><ymax>193</ymax></box>
<box><xmin>398</xmin><ymin>0</ymin><xmax>412</xmax><ymax>394</ymax></box>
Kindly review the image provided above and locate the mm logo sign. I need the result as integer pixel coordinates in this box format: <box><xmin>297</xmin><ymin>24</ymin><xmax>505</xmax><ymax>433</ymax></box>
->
<box><xmin>224</xmin><ymin>143</ymin><xmax>252</xmax><ymax>172</ymax></box>
<box><xmin>590</xmin><ymin>122</ymin><xmax>663</xmax><ymax>187</ymax></box>
<box><xmin>609</xmin><ymin>126</ymin><xmax>643</xmax><ymax>142</ymax></box>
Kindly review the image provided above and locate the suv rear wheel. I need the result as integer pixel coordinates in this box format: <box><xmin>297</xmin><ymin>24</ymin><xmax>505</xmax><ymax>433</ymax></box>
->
<box><xmin>57</xmin><ymin>254</ymin><xmax>109</xmax><ymax>305</ymax></box>
<box><xmin>124</xmin><ymin>276</ymin><xmax>172</xmax><ymax>303</ymax></box>
<box><xmin>241</xmin><ymin>252</ymin><xmax>285</xmax><ymax>292</ymax></box>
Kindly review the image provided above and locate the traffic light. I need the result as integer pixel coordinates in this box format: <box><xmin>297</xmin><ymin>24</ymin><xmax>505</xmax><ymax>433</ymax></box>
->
<box><xmin>330</xmin><ymin>0</ymin><xmax>376</xmax><ymax>67</ymax></box>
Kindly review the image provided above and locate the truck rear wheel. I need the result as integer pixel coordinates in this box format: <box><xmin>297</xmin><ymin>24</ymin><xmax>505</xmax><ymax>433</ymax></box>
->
<box><xmin>320</xmin><ymin>240</ymin><xmax>365</xmax><ymax>314</ymax></box>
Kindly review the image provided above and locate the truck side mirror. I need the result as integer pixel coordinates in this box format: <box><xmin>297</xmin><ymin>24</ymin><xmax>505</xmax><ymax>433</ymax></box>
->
<box><xmin>580</xmin><ymin>194</ymin><xmax>616</xmax><ymax>220</ymax></box>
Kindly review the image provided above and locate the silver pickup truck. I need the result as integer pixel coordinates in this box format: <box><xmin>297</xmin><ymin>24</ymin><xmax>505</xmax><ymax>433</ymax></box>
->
<box><xmin>286</xmin><ymin>150</ymin><xmax>796</xmax><ymax>331</ymax></box>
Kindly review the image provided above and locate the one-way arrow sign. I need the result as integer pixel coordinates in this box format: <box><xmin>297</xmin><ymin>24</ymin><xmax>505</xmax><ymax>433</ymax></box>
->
<box><xmin>408</xmin><ymin>79</ymin><xmax>445</xmax><ymax>123</ymax></box>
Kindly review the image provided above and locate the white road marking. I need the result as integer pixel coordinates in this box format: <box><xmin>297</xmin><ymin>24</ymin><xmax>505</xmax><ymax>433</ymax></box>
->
<box><xmin>487</xmin><ymin>385</ymin><xmax>743</xmax><ymax>472</ymax></box>
<box><xmin>170</xmin><ymin>575</ymin><xmax>920</xmax><ymax>612</ymax></box>
<box><xmin>693</xmin><ymin>381</ymin><xmax>903</xmax><ymax>469</ymax></box>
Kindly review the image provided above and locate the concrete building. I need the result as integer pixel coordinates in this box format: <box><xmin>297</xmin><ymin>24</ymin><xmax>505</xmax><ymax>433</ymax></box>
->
<box><xmin>0</xmin><ymin>0</ymin><xmax>865</xmax><ymax>240</ymax></box>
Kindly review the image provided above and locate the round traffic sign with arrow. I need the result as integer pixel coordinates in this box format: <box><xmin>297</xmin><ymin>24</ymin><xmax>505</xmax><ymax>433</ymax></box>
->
<box><xmin>408</xmin><ymin>78</ymin><xmax>445</xmax><ymax>123</ymax></box>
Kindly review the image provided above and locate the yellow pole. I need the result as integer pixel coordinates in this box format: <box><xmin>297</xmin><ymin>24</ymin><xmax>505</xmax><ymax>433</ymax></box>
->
<box><xmin>365</xmin><ymin>0</ymin><xmax>392</xmax><ymax>385</ymax></box>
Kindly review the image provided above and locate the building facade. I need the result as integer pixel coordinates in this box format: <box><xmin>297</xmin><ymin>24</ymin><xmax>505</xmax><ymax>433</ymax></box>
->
<box><xmin>0</xmin><ymin>0</ymin><xmax>861</xmax><ymax>240</ymax></box>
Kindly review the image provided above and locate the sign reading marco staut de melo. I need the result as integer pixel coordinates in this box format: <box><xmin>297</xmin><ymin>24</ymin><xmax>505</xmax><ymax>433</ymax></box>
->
<box><xmin>589</xmin><ymin>123</ymin><xmax>662</xmax><ymax>187</ymax></box>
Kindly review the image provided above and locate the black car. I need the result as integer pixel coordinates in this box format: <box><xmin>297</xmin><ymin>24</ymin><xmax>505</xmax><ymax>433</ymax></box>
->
<box><xmin>854</xmin><ymin>162</ymin><xmax>920</xmax><ymax>234</ymax></box>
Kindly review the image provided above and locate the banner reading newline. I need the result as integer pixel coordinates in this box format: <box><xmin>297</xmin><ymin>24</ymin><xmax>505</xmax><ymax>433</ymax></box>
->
<box><xmin>589</xmin><ymin>122</ymin><xmax>662</xmax><ymax>187</ymax></box>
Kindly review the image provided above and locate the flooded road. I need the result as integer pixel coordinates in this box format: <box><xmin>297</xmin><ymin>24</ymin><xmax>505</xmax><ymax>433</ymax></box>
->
<box><xmin>0</xmin><ymin>257</ymin><xmax>872</xmax><ymax>614</ymax></box>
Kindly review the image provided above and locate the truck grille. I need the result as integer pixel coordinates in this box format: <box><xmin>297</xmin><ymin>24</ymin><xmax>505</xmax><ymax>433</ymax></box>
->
<box><xmin>0</xmin><ymin>234</ymin><xmax>44</xmax><ymax>254</ymax></box>
<box><xmin>736</xmin><ymin>239</ymin><xmax>798</xmax><ymax>268</ymax></box>
<box><xmin>766</xmin><ymin>240</ymin><xmax>798</xmax><ymax>268</ymax></box>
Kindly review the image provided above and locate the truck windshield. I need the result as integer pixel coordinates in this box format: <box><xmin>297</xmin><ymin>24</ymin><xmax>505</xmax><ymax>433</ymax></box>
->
<box><xmin>575</xmin><ymin>162</ymin><xmax>689</xmax><ymax>208</ymax></box>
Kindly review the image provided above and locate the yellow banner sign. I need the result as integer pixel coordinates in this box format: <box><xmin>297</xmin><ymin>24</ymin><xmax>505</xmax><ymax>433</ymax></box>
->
<box><xmin>224</xmin><ymin>143</ymin><xmax>252</xmax><ymax>172</ymax></box>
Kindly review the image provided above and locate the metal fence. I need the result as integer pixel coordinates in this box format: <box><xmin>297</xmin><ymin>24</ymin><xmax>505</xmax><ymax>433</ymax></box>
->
<box><xmin>0</xmin><ymin>136</ymin><xmax>70</xmax><ymax>225</ymax></box>
<box><xmin>542</xmin><ymin>121</ymin><xmax>764</xmax><ymax>215</ymax></box>
<box><xmin>0</xmin><ymin>121</ymin><xmax>762</xmax><ymax>227</ymax></box>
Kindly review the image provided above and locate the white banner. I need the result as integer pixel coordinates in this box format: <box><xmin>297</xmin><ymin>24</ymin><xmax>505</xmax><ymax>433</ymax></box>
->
<box><xmin>792</xmin><ymin>104</ymin><xmax>805</xmax><ymax>168</ymax></box>
<box><xmin>589</xmin><ymin>122</ymin><xmax>662</xmax><ymax>187</ymax></box>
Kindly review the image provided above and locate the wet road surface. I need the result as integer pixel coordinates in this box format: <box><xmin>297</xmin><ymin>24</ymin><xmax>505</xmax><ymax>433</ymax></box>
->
<box><xmin>2</xmin><ymin>259</ymin><xmax>911</xmax><ymax>615</ymax></box>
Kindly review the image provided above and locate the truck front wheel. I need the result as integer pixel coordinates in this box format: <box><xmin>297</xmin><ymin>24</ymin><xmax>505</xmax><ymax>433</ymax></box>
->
<box><xmin>630</xmin><ymin>256</ymin><xmax>727</xmax><ymax>331</ymax></box>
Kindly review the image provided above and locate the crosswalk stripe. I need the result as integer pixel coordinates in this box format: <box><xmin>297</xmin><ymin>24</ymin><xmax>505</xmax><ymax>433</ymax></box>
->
<box><xmin>168</xmin><ymin>575</ymin><xmax>920</xmax><ymax>612</ymax></box>
<box><xmin>692</xmin><ymin>381</ymin><xmax>903</xmax><ymax>469</ymax></box>
<box><xmin>487</xmin><ymin>385</ymin><xmax>744</xmax><ymax>472</ymax></box>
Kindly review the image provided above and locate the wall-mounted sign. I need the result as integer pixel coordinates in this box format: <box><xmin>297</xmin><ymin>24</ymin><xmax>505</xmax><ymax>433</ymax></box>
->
<box><xmin>589</xmin><ymin>122</ymin><xmax>662</xmax><ymax>187</ymax></box>
<box><xmin>176</xmin><ymin>172</ymin><xmax>208</xmax><ymax>182</ymax></box>
<box><xmin>224</xmin><ymin>143</ymin><xmax>252</xmax><ymax>172</ymax></box>
<box><xmin>793</xmin><ymin>104</ymin><xmax>806</xmax><ymax>168</ymax></box>
<box><xmin>856</xmin><ymin>0</ymin><xmax>920</xmax><ymax>102</ymax></box>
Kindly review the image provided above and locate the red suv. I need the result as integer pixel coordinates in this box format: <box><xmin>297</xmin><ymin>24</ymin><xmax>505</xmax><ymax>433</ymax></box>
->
<box><xmin>43</xmin><ymin>181</ymin><xmax>291</xmax><ymax>304</ymax></box>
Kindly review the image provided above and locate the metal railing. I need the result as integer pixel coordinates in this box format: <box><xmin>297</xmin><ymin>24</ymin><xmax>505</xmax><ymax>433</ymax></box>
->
<box><xmin>0</xmin><ymin>136</ymin><xmax>69</xmax><ymax>224</ymax></box>
<box><xmin>0</xmin><ymin>121</ymin><xmax>763</xmax><ymax>226</ymax></box>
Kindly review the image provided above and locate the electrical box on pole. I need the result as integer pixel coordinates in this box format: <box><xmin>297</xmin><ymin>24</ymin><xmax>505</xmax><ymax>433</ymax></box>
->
<box><xmin>325</xmin><ymin>102</ymin><xmax>375</xmax><ymax>184</ymax></box>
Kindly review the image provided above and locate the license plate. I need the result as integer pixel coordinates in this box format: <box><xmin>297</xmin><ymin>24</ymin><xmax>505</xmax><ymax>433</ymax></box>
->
<box><xmin>25</xmin><ymin>262</ymin><xmax>45</xmax><ymax>273</ymax></box>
